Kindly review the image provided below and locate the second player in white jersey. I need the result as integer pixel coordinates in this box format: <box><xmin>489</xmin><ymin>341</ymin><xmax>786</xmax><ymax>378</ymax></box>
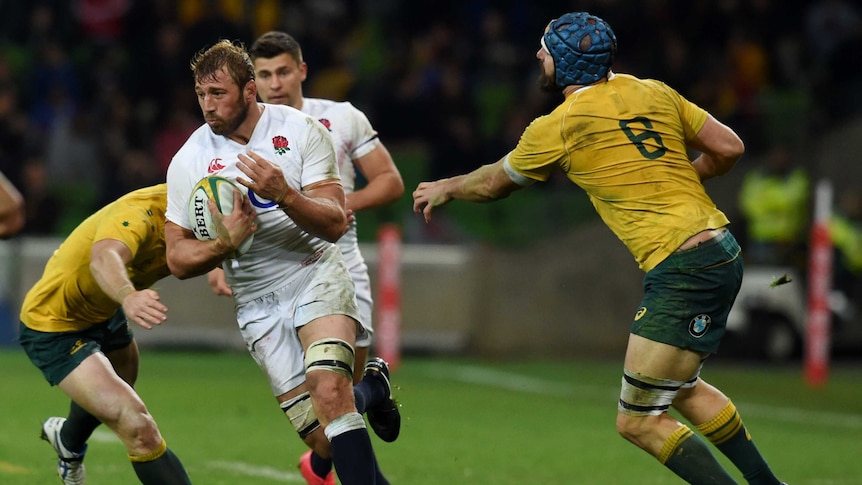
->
<box><xmin>301</xmin><ymin>98</ymin><xmax>382</xmax><ymax>345</ymax></box>
<box><xmin>246</xmin><ymin>31</ymin><xmax>405</xmax><ymax>485</ymax></box>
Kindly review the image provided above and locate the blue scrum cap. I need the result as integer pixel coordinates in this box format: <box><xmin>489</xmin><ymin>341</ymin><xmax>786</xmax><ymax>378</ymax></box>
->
<box><xmin>543</xmin><ymin>12</ymin><xmax>617</xmax><ymax>86</ymax></box>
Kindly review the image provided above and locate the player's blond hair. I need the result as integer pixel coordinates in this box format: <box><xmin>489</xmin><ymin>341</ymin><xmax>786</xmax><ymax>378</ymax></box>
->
<box><xmin>190</xmin><ymin>39</ymin><xmax>255</xmax><ymax>89</ymax></box>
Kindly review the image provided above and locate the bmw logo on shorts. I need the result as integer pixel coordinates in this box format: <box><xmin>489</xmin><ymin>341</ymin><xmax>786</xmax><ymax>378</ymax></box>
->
<box><xmin>689</xmin><ymin>314</ymin><xmax>711</xmax><ymax>338</ymax></box>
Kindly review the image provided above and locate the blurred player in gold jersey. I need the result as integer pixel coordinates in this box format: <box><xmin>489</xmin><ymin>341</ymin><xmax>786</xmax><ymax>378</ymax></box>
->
<box><xmin>413</xmin><ymin>12</ymin><xmax>786</xmax><ymax>485</ymax></box>
<box><xmin>19</xmin><ymin>184</ymin><xmax>193</xmax><ymax>484</ymax></box>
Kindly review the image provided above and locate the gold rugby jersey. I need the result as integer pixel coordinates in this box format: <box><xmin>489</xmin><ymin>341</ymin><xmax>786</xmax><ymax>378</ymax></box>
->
<box><xmin>21</xmin><ymin>184</ymin><xmax>170</xmax><ymax>332</ymax></box>
<box><xmin>508</xmin><ymin>73</ymin><xmax>729</xmax><ymax>271</ymax></box>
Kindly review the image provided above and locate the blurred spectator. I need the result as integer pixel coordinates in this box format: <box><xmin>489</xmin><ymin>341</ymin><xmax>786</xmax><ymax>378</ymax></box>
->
<box><xmin>18</xmin><ymin>2</ymin><xmax>75</xmax><ymax>46</ymax></box>
<box><xmin>0</xmin><ymin>1</ymin><xmax>859</xmax><ymax>243</ymax></box>
<box><xmin>425</xmin><ymin>60</ymin><xmax>482</xmax><ymax>181</ymax></box>
<box><xmin>74</xmin><ymin>0</ymin><xmax>132</xmax><ymax>44</ymax></box>
<box><xmin>805</xmin><ymin>0</ymin><xmax>861</xmax><ymax>69</ymax></box>
<box><xmin>806</xmin><ymin>0</ymin><xmax>862</xmax><ymax>122</ymax></box>
<box><xmin>153</xmin><ymin>90</ymin><xmax>199</xmax><ymax>177</ymax></box>
<box><xmin>181</xmin><ymin>0</ymin><xmax>253</xmax><ymax>61</ymax></box>
<box><xmin>115</xmin><ymin>149</ymin><xmax>162</xmax><ymax>196</ymax></box>
<box><xmin>737</xmin><ymin>144</ymin><xmax>810</xmax><ymax>266</ymax></box>
<box><xmin>26</xmin><ymin>40</ymin><xmax>80</xmax><ymax>135</ymax></box>
<box><xmin>44</xmin><ymin>111</ymin><xmax>103</xmax><ymax>235</ymax></box>
<box><xmin>19</xmin><ymin>154</ymin><xmax>61</xmax><ymax>235</ymax></box>
<box><xmin>724</xmin><ymin>25</ymin><xmax>770</xmax><ymax>153</ymax></box>
<box><xmin>0</xmin><ymin>80</ymin><xmax>29</xmax><ymax>188</ymax></box>
<box><xmin>130</xmin><ymin>21</ymin><xmax>192</xmax><ymax>132</ymax></box>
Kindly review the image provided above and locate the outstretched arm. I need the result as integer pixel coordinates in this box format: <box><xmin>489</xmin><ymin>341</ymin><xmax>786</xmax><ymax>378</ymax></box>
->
<box><xmin>412</xmin><ymin>155</ymin><xmax>523</xmax><ymax>223</ymax></box>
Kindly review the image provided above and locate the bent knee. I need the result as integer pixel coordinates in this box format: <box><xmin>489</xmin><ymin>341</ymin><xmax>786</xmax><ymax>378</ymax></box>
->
<box><xmin>306</xmin><ymin>372</ymin><xmax>354</xmax><ymax>415</ymax></box>
<box><xmin>616</xmin><ymin>412</ymin><xmax>644</xmax><ymax>442</ymax></box>
<box><xmin>117</xmin><ymin>410</ymin><xmax>162</xmax><ymax>451</ymax></box>
<box><xmin>617</xmin><ymin>411</ymin><xmax>669</xmax><ymax>447</ymax></box>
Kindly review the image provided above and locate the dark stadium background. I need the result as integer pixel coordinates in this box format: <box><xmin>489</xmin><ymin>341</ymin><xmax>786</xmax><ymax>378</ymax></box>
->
<box><xmin>1</xmin><ymin>0</ymin><xmax>861</xmax><ymax>361</ymax></box>
<box><xmin>2</xmin><ymin>3</ymin><xmax>862</xmax><ymax>483</ymax></box>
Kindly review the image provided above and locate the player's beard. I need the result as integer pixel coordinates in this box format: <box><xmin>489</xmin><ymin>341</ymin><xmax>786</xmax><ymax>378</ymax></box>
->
<box><xmin>538</xmin><ymin>70</ymin><xmax>562</xmax><ymax>94</ymax></box>
<box><xmin>208</xmin><ymin>98</ymin><xmax>250</xmax><ymax>136</ymax></box>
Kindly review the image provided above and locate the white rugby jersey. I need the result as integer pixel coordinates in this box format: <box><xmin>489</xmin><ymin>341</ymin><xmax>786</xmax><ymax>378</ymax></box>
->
<box><xmin>301</xmin><ymin>98</ymin><xmax>379</xmax><ymax>273</ymax></box>
<box><xmin>166</xmin><ymin>103</ymin><xmax>341</xmax><ymax>303</ymax></box>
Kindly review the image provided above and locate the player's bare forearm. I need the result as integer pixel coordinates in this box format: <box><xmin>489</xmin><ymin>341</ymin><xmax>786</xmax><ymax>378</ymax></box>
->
<box><xmin>413</xmin><ymin>158</ymin><xmax>520</xmax><ymax>222</ymax></box>
<box><xmin>689</xmin><ymin>115</ymin><xmax>744</xmax><ymax>181</ymax></box>
<box><xmin>284</xmin><ymin>182</ymin><xmax>348</xmax><ymax>243</ymax></box>
<box><xmin>459</xmin><ymin>160</ymin><xmax>521</xmax><ymax>201</ymax></box>
<box><xmin>347</xmin><ymin>172</ymin><xmax>404</xmax><ymax>212</ymax></box>
<box><xmin>692</xmin><ymin>154</ymin><xmax>725</xmax><ymax>182</ymax></box>
<box><xmin>206</xmin><ymin>267</ymin><xmax>232</xmax><ymax>296</ymax></box>
<box><xmin>349</xmin><ymin>144</ymin><xmax>404</xmax><ymax>212</ymax></box>
<box><xmin>90</xmin><ymin>239</ymin><xmax>168</xmax><ymax>329</ymax></box>
<box><xmin>90</xmin><ymin>239</ymin><xmax>137</xmax><ymax>303</ymax></box>
<box><xmin>165</xmin><ymin>222</ymin><xmax>232</xmax><ymax>279</ymax></box>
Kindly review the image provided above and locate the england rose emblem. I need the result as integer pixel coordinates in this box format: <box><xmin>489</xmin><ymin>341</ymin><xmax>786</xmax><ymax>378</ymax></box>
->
<box><xmin>318</xmin><ymin>118</ymin><xmax>331</xmax><ymax>131</ymax></box>
<box><xmin>273</xmin><ymin>135</ymin><xmax>290</xmax><ymax>155</ymax></box>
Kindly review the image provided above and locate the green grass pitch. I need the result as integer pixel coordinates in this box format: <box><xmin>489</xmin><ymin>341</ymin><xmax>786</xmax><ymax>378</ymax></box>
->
<box><xmin>1</xmin><ymin>349</ymin><xmax>860</xmax><ymax>484</ymax></box>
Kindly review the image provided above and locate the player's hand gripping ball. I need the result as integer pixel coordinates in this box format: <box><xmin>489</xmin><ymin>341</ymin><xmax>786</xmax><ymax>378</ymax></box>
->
<box><xmin>189</xmin><ymin>175</ymin><xmax>254</xmax><ymax>258</ymax></box>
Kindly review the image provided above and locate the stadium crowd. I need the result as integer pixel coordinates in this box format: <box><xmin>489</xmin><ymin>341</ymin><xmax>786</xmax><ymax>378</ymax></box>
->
<box><xmin>0</xmin><ymin>0</ymin><xmax>859</xmax><ymax>238</ymax></box>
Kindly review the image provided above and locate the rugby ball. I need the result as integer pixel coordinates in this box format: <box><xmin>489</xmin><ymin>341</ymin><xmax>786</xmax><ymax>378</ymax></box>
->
<box><xmin>188</xmin><ymin>175</ymin><xmax>254</xmax><ymax>258</ymax></box>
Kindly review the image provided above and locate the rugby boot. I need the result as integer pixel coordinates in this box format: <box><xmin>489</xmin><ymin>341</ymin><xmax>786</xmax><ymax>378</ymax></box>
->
<box><xmin>298</xmin><ymin>450</ymin><xmax>335</xmax><ymax>485</ymax></box>
<box><xmin>41</xmin><ymin>417</ymin><xmax>87</xmax><ymax>485</ymax></box>
<box><xmin>364</xmin><ymin>357</ymin><xmax>401</xmax><ymax>442</ymax></box>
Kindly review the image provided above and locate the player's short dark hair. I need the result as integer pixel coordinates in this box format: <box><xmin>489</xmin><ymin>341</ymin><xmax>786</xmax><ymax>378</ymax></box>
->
<box><xmin>249</xmin><ymin>31</ymin><xmax>303</xmax><ymax>65</ymax></box>
<box><xmin>190</xmin><ymin>39</ymin><xmax>255</xmax><ymax>88</ymax></box>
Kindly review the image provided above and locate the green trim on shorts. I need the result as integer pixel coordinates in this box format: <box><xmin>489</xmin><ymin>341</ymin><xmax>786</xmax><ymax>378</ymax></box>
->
<box><xmin>18</xmin><ymin>311</ymin><xmax>134</xmax><ymax>386</ymax></box>
<box><xmin>631</xmin><ymin>231</ymin><xmax>744</xmax><ymax>354</ymax></box>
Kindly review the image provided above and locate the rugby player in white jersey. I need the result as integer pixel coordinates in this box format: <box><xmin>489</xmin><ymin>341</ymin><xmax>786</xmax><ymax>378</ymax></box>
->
<box><xmin>200</xmin><ymin>31</ymin><xmax>404</xmax><ymax>485</ymax></box>
<box><xmin>164</xmin><ymin>39</ymin><xmax>391</xmax><ymax>485</ymax></box>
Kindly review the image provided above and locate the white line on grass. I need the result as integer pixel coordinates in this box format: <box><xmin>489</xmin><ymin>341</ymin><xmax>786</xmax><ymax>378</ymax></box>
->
<box><xmin>428</xmin><ymin>363</ymin><xmax>862</xmax><ymax>430</ymax></box>
<box><xmin>91</xmin><ymin>429</ymin><xmax>121</xmax><ymax>443</ymax></box>
<box><xmin>422</xmin><ymin>363</ymin><xmax>616</xmax><ymax>398</ymax></box>
<box><xmin>90</xmin><ymin>431</ymin><xmax>305</xmax><ymax>482</ymax></box>
<box><xmin>739</xmin><ymin>403</ymin><xmax>862</xmax><ymax>429</ymax></box>
<box><xmin>208</xmin><ymin>461</ymin><xmax>304</xmax><ymax>482</ymax></box>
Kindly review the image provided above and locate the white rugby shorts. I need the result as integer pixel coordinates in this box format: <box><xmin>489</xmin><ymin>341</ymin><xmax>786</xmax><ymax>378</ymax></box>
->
<box><xmin>236</xmin><ymin>245</ymin><xmax>364</xmax><ymax>396</ymax></box>
<box><xmin>349</xmin><ymin>262</ymin><xmax>373</xmax><ymax>348</ymax></box>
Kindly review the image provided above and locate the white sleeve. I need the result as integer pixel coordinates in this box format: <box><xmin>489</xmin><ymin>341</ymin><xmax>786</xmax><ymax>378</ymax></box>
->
<box><xmin>165</xmin><ymin>145</ymin><xmax>201</xmax><ymax>230</ymax></box>
<box><xmin>344</xmin><ymin>102</ymin><xmax>379</xmax><ymax>160</ymax></box>
<box><xmin>299</xmin><ymin>117</ymin><xmax>342</xmax><ymax>188</ymax></box>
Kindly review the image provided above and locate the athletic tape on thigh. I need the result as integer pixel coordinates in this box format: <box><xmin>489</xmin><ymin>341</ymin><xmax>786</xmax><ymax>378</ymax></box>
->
<box><xmin>304</xmin><ymin>338</ymin><xmax>355</xmax><ymax>379</ymax></box>
<box><xmin>681</xmin><ymin>362</ymin><xmax>704</xmax><ymax>389</ymax></box>
<box><xmin>280</xmin><ymin>391</ymin><xmax>320</xmax><ymax>439</ymax></box>
<box><xmin>618</xmin><ymin>369</ymin><xmax>685</xmax><ymax>416</ymax></box>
